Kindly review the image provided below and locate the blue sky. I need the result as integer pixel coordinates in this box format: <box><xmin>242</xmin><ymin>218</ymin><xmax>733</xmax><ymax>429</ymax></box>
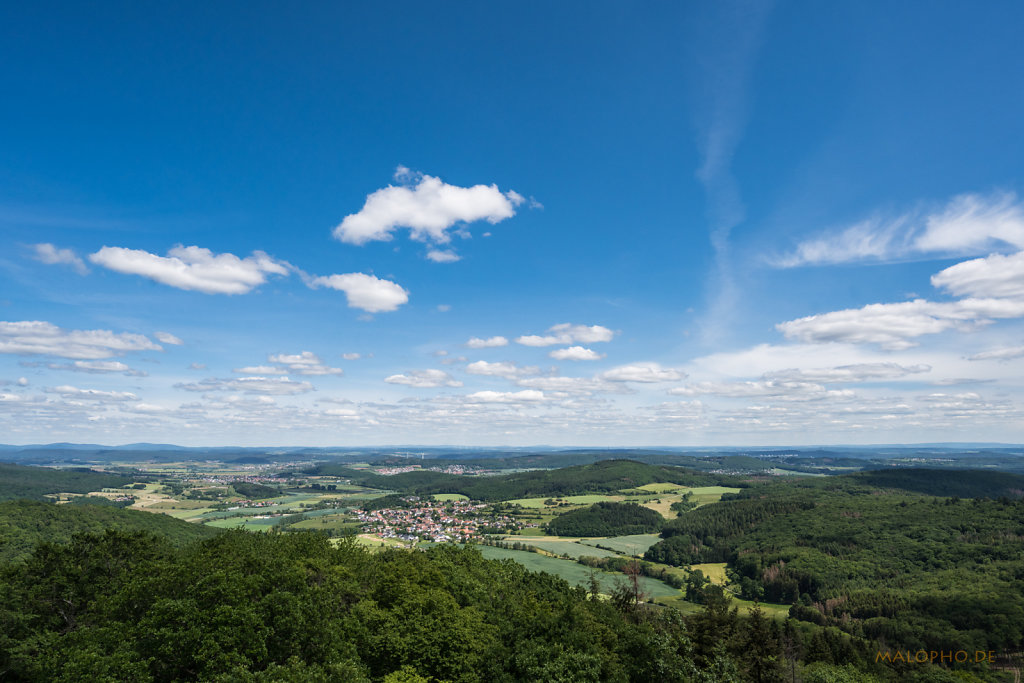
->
<box><xmin>3</xmin><ymin>1</ymin><xmax>1024</xmax><ymax>446</ymax></box>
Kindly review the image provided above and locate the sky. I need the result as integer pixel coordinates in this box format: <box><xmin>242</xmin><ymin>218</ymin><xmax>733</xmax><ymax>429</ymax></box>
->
<box><xmin>3</xmin><ymin>1</ymin><xmax>1024</xmax><ymax>447</ymax></box>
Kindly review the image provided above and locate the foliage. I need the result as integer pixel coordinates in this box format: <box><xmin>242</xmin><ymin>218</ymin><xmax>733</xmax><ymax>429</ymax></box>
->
<box><xmin>0</xmin><ymin>463</ymin><xmax>132</xmax><ymax>501</ymax></box>
<box><xmin>547</xmin><ymin>502</ymin><xmax>665</xmax><ymax>537</ymax></box>
<box><xmin>229</xmin><ymin>481</ymin><xmax>283</xmax><ymax>499</ymax></box>
<box><xmin>0</xmin><ymin>500</ymin><xmax>219</xmax><ymax>563</ymax></box>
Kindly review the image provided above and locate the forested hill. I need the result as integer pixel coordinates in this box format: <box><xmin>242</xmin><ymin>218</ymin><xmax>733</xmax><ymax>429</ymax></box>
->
<box><xmin>645</xmin><ymin>475</ymin><xmax>1024</xmax><ymax>655</ymax></box>
<box><xmin>310</xmin><ymin>460</ymin><xmax>741</xmax><ymax>501</ymax></box>
<box><xmin>0</xmin><ymin>463</ymin><xmax>133</xmax><ymax>502</ymax></box>
<box><xmin>0</xmin><ymin>500</ymin><xmax>220</xmax><ymax>563</ymax></box>
<box><xmin>848</xmin><ymin>468</ymin><xmax>1024</xmax><ymax>498</ymax></box>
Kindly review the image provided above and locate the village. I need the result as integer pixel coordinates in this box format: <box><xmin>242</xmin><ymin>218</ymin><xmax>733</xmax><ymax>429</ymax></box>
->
<box><xmin>356</xmin><ymin>498</ymin><xmax>531</xmax><ymax>543</ymax></box>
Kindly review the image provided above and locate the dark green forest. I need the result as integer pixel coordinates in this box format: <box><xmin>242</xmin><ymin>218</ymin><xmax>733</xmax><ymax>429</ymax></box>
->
<box><xmin>0</xmin><ymin>527</ymin><xmax>998</xmax><ymax>683</ymax></box>
<box><xmin>547</xmin><ymin>502</ymin><xmax>665</xmax><ymax>537</ymax></box>
<box><xmin>310</xmin><ymin>460</ymin><xmax>740</xmax><ymax>502</ymax></box>
<box><xmin>0</xmin><ymin>500</ymin><xmax>219</xmax><ymax>563</ymax></box>
<box><xmin>0</xmin><ymin>464</ymin><xmax>133</xmax><ymax>502</ymax></box>
<box><xmin>645</xmin><ymin>475</ymin><xmax>1024</xmax><ymax>656</ymax></box>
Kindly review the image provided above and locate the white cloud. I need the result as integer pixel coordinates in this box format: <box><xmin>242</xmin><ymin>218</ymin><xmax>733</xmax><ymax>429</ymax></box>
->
<box><xmin>549</xmin><ymin>346</ymin><xmax>604</xmax><ymax>361</ymax></box>
<box><xmin>516</xmin><ymin>323</ymin><xmax>615</xmax><ymax>347</ymax></box>
<box><xmin>47</xmin><ymin>385</ymin><xmax>140</xmax><ymax>401</ymax></box>
<box><xmin>465</xmin><ymin>360</ymin><xmax>541</xmax><ymax>379</ymax></box>
<box><xmin>930</xmin><ymin>251</ymin><xmax>1024</xmax><ymax>299</ymax></box>
<box><xmin>465</xmin><ymin>336</ymin><xmax>509</xmax><ymax>349</ymax></box>
<box><xmin>0</xmin><ymin>321</ymin><xmax>161</xmax><ymax>359</ymax></box>
<box><xmin>261</xmin><ymin>351</ymin><xmax>343</xmax><ymax>376</ymax></box>
<box><xmin>175</xmin><ymin>376</ymin><xmax>315</xmax><ymax>395</ymax></box>
<box><xmin>601</xmin><ymin>362</ymin><xmax>685</xmax><ymax>383</ymax></box>
<box><xmin>668</xmin><ymin>380</ymin><xmax>852</xmax><ymax>402</ymax></box>
<box><xmin>385</xmin><ymin>369</ymin><xmax>462</xmax><ymax>388</ymax></box>
<box><xmin>763</xmin><ymin>363</ymin><xmax>931</xmax><ymax>383</ymax></box>
<box><xmin>465</xmin><ymin>389</ymin><xmax>545</xmax><ymax>403</ymax></box>
<box><xmin>514</xmin><ymin>376</ymin><xmax>618</xmax><ymax>395</ymax></box>
<box><xmin>234</xmin><ymin>365</ymin><xmax>287</xmax><ymax>375</ymax></box>
<box><xmin>342</xmin><ymin>352</ymin><xmax>362</xmax><ymax>360</ymax></box>
<box><xmin>426</xmin><ymin>249</ymin><xmax>462</xmax><ymax>263</ymax></box>
<box><xmin>154</xmin><ymin>331</ymin><xmax>184</xmax><ymax>345</ymax></box>
<box><xmin>30</xmin><ymin>243</ymin><xmax>88</xmax><ymax>274</ymax></box>
<box><xmin>89</xmin><ymin>245</ymin><xmax>290</xmax><ymax>294</ymax></box>
<box><xmin>332</xmin><ymin>169</ymin><xmax>524</xmax><ymax>246</ymax></box>
<box><xmin>969</xmin><ymin>345</ymin><xmax>1024</xmax><ymax>361</ymax></box>
<box><xmin>43</xmin><ymin>360</ymin><xmax>147</xmax><ymax>377</ymax></box>
<box><xmin>436</xmin><ymin>304</ymin><xmax>452</xmax><ymax>313</ymax></box>
<box><xmin>188</xmin><ymin>363</ymin><xmax>207</xmax><ymax>370</ymax></box>
<box><xmin>777</xmin><ymin>298</ymin><xmax>1024</xmax><ymax>350</ymax></box>
<box><xmin>308</xmin><ymin>273</ymin><xmax>409</xmax><ymax>313</ymax></box>
<box><xmin>776</xmin><ymin>191</ymin><xmax>1024</xmax><ymax>267</ymax></box>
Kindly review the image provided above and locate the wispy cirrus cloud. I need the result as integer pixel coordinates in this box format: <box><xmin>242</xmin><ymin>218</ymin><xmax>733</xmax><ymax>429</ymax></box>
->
<box><xmin>777</xmin><ymin>250</ymin><xmax>1024</xmax><ymax>349</ymax></box>
<box><xmin>775</xmin><ymin>191</ymin><xmax>1024</xmax><ymax>267</ymax></box>
<box><xmin>0</xmin><ymin>321</ymin><xmax>161</xmax><ymax>359</ymax></box>
<box><xmin>30</xmin><ymin>243</ymin><xmax>88</xmax><ymax>274</ymax></box>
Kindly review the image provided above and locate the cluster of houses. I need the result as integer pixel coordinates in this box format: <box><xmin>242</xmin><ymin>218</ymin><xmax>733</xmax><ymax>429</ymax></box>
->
<box><xmin>355</xmin><ymin>500</ymin><xmax>527</xmax><ymax>543</ymax></box>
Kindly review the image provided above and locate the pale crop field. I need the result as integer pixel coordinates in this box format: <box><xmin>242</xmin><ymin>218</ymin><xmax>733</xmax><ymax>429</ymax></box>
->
<box><xmin>505</xmin><ymin>494</ymin><xmax>623</xmax><ymax>508</ymax></box>
<box><xmin>473</xmin><ymin>546</ymin><xmax>681</xmax><ymax>598</ymax></box>
<box><xmin>432</xmin><ymin>493</ymin><xmax>470</xmax><ymax>501</ymax></box>
<box><xmin>579</xmin><ymin>534</ymin><xmax>662</xmax><ymax>556</ymax></box>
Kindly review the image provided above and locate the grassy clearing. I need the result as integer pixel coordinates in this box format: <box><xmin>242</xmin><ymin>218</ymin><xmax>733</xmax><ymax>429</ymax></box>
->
<box><xmin>204</xmin><ymin>517</ymin><xmax>278</xmax><ymax>532</ymax></box>
<box><xmin>689</xmin><ymin>562</ymin><xmax>728</xmax><ymax>585</ymax></box>
<box><xmin>289</xmin><ymin>514</ymin><xmax>357</xmax><ymax>531</ymax></box>
<box><xmin>144</xmin><ymin>500</ymin><xmax>210</xmax><ymax>511</ymax></box>
<box><xmin>513</xmin><ymin>540</ymin><xmax>622</xmax><ymax>559</ymax></box>
<box><xmin>505</xmin><ymin>494</ymin><xmax>623</xmax><ymax>508</ymax></box>
<box><xmin>626</xmin><ymin>482</ymin><xmax>686</xmax><ymax>493</ymax></box>
<box><xmin>432</xmin><ymin>493</ymin><xmax>469</xmax><ymax>502</ymax></box>
<box><xmin>473</xmin><ymin>546</ymin><xmax>680</xmax><ymax>598</ymax></box>
<box><xmin>579</xmin><ymin>534</ymin><xmax>662</xmax><ymax>556</ymax></box>
<box><xmin>684</xmin><ymin>486</ymin><xmax>742</xmax><ymax>504</ymax></box>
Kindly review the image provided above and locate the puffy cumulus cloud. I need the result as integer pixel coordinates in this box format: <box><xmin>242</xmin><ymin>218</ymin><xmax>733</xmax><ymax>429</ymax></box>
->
<box><xmin>332</xmin><ymin>169</ymin><xmax>524</xmax><ymax>246</ymax></box>
<box><xmin>426</xmin><ymin>249</ymin><xmax>462</xmax><ymax>263</ymax></box>
<box><xmin>931</xmin><ymin>251</ymin><xmax>1024</xmax><ymax>299</ymax></box>
<box><xmin>549</xmin><ymin>346</ymin><xmax>604</xmax><ymax>361</ymax></box>
<box><xmin>465</xmin><ymin>336</ymin><xmax>509</xmax><ymax>349</ymax></box>
<box><xmin>154</xmin><ymin>331</ymin><xmax>184</xmax><ymax>345</ymax></box>
<box><xmin>601</xmin><ymin>362</ymin><xmax>685</xmax><ymax>383</ymax></box>
<box><xmin>969</xmin><ymin>345</ymin><xmax>1024</xmax><ymax>362</ymax></box>
<box><xmin>775</xmin><ymin>191</ymin><xmax>1024</xmax><ymax>267</ymax></box>
<box><xmin>515</xmin><ymin>323</ymin><xmax>615</xmax><ymax>347</ymax></box>
<box><xmin>763</xmin><ymin>363</ymin><xmax>931</xmax><ymax>384</ymax></box>
<box><xmin>89</xmin><ymin>245</ymin><xmax>290</xmax><ymax>295</ymax></box>
<box><xmin>464</xmin><ymin>389</ymin><xmax>545</xmax><ymax>403</ymax></box>
<box><xmin>267</xmin><ymin>351</ymin><xmax>343</xmax><ymax>376</ymax></box>
<box><xmin>30</xmin><ymin>243</ymin><xmax>88</xmax><ymax>274</ymax></box>
<box><xmin>0</xmin><ymin>321</ymin><xmax>161</xmax><ymax>359</ymax></box>
<box><xmin>465</xmin><ymin>360</ymin><xmax>541</xmax><ymax>380</ymax></box>
<box><xmin>46</xmin><ymin>385</ymin><xmax>140</xmax><ymax>401</ymax></box>
<box><xmin>308</xmin><ymin>273</ymin><xmax>408</xmax><ymax>313</ymax></box>
<box><xmin>174</xmin><ymin>376</ymin><xmax>314</xmax><ymax>395</ymax></box>
<box><xmin>384</xmin><ymin>369</ymin><xmax>462</xmax><ymax>388</ymax></box>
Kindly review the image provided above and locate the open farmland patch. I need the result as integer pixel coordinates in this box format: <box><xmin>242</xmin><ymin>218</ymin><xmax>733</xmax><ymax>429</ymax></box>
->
<box><xmin>473</xmin><ymin>546</ymin><xmax>680</xmax><ymax>598</ymax></box>
<box><xmin>579</xmin><ymin>533</ymin><xmax>662</xmax><ymax>556</ymax></box>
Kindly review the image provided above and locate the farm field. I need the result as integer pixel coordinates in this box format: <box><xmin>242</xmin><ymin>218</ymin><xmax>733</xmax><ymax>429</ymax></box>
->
<box><xmin>432</xmin><ymin>493</ymin><xmax>469</xmax><ymax>501</ymax></box>
<box><xmin>579</xmin><ymin>534</ymin><xmax>662</xmax><ymax>556</ymax></box>
<box><xmin>510</xmin><ymin>540</ymin><xmax>622</xmax><ymax>559</ymax></box>
<box><xmin>505</xmin><ymin>494</ymin><xmax>623</xmax><ymax>508</ymax></box>
<box><xmin>472</xmin><ymin>546</ymin><xmax>681</xmax><ymax>598</ymax></box>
